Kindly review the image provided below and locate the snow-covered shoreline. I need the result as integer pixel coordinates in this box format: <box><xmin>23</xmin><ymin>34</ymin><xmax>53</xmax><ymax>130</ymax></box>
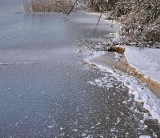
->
<box><xmin>81</xmin><ymin>12</ymin><xmax>160</xmax><ymax>124</ymax></box>
<box><xmin>99</xmin><ymin>11</ymin><xmax>160</xmax><ymax>87</ymax></box>
<box><xmin>84</xmin><ymin>51</ymin><xmax>160</xmax><ymax>124</ymax></box>
<box><xmin>124</xmin><ymin>46</ymin><xmax>160</xmax><ymax>84</ymax></box>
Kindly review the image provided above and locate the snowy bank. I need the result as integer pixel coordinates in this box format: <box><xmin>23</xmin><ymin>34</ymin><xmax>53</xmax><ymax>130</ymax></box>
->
<box><xmin>124</xmin><ymin>46</ymin><xmax>160</xmax><ymax>84</ymax></box>
<box><xmin>84</xmin><ymin>51</ymin><xmax>160</xmax><ymax>123</ymax></box>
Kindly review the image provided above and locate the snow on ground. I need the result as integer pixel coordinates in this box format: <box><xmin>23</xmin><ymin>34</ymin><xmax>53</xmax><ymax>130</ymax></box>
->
<box><xmin>84</xmin><ymin>12</ymin><xmax>121</xmax><ymax>25</ymax></box>
<box><xmin>124</xmin><ymin>46</ymin><xmax>160</xmax><ymax>84</ymax></box>
<box><xmin>84</xmin><ymin>51</ymin><xmax>160</xmax><ymax>123</ymax></box>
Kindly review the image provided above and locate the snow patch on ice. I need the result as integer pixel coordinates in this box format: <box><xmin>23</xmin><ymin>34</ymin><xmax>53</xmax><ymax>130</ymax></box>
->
<box><xmin>125</xmin><ymin>46</ymin><xmax>160</xmax><ymax>84</ymax></box>
<box><xmin>88</xmin><ymin>76</ymin><xmax>118</xmax><ymax>88</ymax></box>
<box><xmin>139</xmin><ymin>135</ymin><xmax>151</xmax><ymax>138</ymax></box>
<box><xmin>47</xmin><ymin>125</ymin><xmax>53</xmax><ymax>129</ymax></box>
<box><xmin>85</xmin><ymin>51</ymin><xmax>160</xmax><ymax>123</ymax></box>
<box><xmin>0</xmin><ymin>62</ymin><xmax>38</xmax><ymax>65</ymax></box>
<box><xmin>114</xmin><ymin>52</ymin><xmax>122</xmax><ymax>61</ymax></box>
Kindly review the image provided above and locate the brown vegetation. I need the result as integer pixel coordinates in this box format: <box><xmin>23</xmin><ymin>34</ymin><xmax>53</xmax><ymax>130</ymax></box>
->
<box><xmin>86</xmin><ymin>0</ymin><xmax>118</xmax><ymax>11</ymax></box>
<box><xmin>86</xmin><ymin>0</ymin><xmax>160</xmax><ymax>48</ymax></box>
<box><xmin>23</xmin><ymin>0</ymin><xmax>74</xmax><ymax>13</ymax></box>
<box><xmin>108</xmin><ymin>46</ymin><xmax>125</xmax><ymax>54</ymax></box>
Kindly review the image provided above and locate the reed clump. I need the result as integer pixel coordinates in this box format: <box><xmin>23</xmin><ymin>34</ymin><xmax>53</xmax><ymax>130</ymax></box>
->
<box><xmin>23</xmin><ymin>0</ymin><xmax>74</xmax><ymax>13</ymax></box>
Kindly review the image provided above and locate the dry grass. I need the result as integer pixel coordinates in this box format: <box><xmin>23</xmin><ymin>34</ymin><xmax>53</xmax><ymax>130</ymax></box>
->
<box><xmin>23</xmin><ymin>0</ymin><xmax>74</xmax><ymax>13</ymax></box>
<box><xmin>85</xmin><ymin>0</ymin><xmax>118</xmax><ymax>12</ymax></box>
<box><xmin>108</xmin><ymin>46</ymin><xmax>125</xmax><ymax>54</ymax></box>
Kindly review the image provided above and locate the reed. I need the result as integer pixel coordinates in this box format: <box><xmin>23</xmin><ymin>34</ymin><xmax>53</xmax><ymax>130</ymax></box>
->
<box><xmin>23</xmin><ymin>0</ymin><xmax>74</xmax><ymax>13</ymax></box>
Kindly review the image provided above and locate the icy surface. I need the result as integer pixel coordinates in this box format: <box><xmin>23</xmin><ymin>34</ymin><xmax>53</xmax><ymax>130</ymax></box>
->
<box><xmin>85</xmin><ymin>51</ymin><xmax>160</xmax><ymax>123</ymax></box>
<box><xmin>125</xmin><ymin>46</ymin><xmax>160</xmax><ymax>83</ymax></box>
<box><xmin>84</xmin><ymin>12</ymin><xmax>121</xmax><ymax>25</ymax></box>
<box><xmin>139</xmin><ymin>135</ymin><xmax>152</xmax><ymax>138</ymax></box>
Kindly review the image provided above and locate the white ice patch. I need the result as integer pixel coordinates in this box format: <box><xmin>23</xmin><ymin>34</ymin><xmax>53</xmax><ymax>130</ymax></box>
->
<box><xmin>47</xmin><ymin>125</ymin><xmax>53</xmax><ymax>129</ymax></box>
<box><xmin>114</xmin><ymin>52</ymin><xmax>123</xmax><ymax>62</ymax></box>
<box><xmin>84</xmin><ymin>51</ymin><xmax>105</xmax><ymax>65</ymax></box>
<box><xmin>139</xmin><ymin>135</ymin><xmax>151</xmax><ymax>138</ymax></box>
<box><xmin>0</xmin><ymin>62</ymin><xmax>38</xmax><ymax>65</ymax></box>
<box><xmin>85</xmin><ymin>51</ymin><xmax>160</xmax><ymax>123</ymax></box>
<box><xmin>88</xmin><ymin>75</ymin><xmax>118</xmax><ymax>88</ymax></box>
<box><xmin>72</xmin><ymin>128</ymin><xmax>78</xmax><ymax>132</ymax></box>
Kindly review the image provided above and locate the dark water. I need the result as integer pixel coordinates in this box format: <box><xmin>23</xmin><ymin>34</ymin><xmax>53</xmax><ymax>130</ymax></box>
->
<box><xmin>0</xmin><ymin>1</ymin><xmax>160</xmax><ymax>137</ymax></box>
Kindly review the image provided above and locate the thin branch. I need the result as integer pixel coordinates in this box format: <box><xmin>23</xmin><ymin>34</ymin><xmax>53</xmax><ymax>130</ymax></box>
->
<box><xmin>66</xmin><ymin>0</ymin><xmax>79</xmax><ymax>15</ymax></box>
<box><xmin>94</xmin><ymin>12</ymin><xmax>103</xmax><ymax>31</ymax></box>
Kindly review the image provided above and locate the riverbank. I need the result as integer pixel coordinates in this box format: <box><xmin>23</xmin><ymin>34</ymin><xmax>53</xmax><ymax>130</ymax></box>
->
<box><xmin>124</xmin><ymin>46</ymin><xmax>160</xmax><ymax>95</ymax></box>
<box><xmin>84</xmin><ymin>49</ymin><xmax>160</xmax><ymax>124</ymax></box>
<box><xmin>81</xmin><ymin>12</ymin><xmax>160</xmax><ymax>124</ymax></box>
<box><xmin>94</xmin><ymin>47</ymin><xmax>160</xmax><ymax>98</ymax></box>
<box><xmin>85</xmin><ymin>12</ymin><xmax>160</xmax><ymax>97</ymax></box>
<box><xmin>87</xmin><ymin>0</ymin><xmax>160</xmax><ymax>48</ymax></box>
